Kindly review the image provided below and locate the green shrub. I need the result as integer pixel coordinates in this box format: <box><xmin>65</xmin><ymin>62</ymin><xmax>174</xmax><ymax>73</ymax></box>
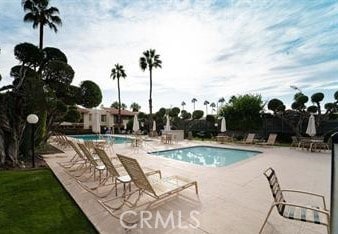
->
<box><xmin>192</xmin><ymin>110</ymin><xmax>204</xmax><ymax>119</ymax></box>
<box><xmin>206</xmin><ymin>115</ymin><xmax>215</xmax><ymax>123</ymax></box>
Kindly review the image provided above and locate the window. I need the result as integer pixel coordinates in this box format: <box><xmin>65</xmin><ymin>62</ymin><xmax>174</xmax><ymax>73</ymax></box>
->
<box><xmin>79</xmin><ymin>113</ymin><xmax>84</xmax><ymax>123</ymax></box>
<box><xmin>101</xmin><ymin>115</ymin><xmax>107</xmax><ymax>122</ymax></box>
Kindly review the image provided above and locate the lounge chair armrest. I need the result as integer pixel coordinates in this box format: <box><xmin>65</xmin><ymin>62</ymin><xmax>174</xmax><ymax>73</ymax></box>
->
<box><xmin>273</xmin><ymin>201</ymin><xmax>330</xmax><ymax>216</ymax></box>
<box><xmin>145</xmin><ymin>170</ymin><xmax>162</xmax><ymax>179</ymax></box>
<box><xmin>280</xmin><ymin>189</ymin><xmax>327</xmax><ymax>210</ymax></box>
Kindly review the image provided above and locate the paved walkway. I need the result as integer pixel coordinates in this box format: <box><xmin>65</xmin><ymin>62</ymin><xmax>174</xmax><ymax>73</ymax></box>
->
<box><xmin>43</xmin><ymin>139</ymin><xmax>331</xmax><ymax>234</ymax></box>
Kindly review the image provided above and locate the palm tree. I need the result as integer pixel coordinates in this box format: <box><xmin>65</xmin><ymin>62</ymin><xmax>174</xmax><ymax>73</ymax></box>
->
<box><xmin>139</xmin><ymin>49</ymin><xmax>162</xmax><ymax>132</ymax></box>
<box><xmin>191</xmin><ymin>98</ymin><xmax>197</xmax><ymax>111</ymax></box>
<box><xmin>210</xmin><ymin>102</ymin><xmax>216</xmax><ymax>114</ymax></box>
<box><xmin>130</xmin><ymin>102</ymin><xmax>141</xmax><ymax>112</ymax></box>
<box><xmin>22</xmin><ymin>0</ymin><xmax>62</xmax><ymax>50</ymax></box>
<box><xmin>181</xmin><ymin>101</ymin><xmax>186</xmax><ymax>110</ymax></box>
<box><xmin>204</xmin><ymin>100</ymin><xmax>210</xmax><ymax>115</ymax></box>
<box><xmin>217</xmin><ymin>97</ymin><xmax>225</xmax><ymax>112</ymax></box>
<box><xmin>111</xmin><ymin>101</ymin><xmax>126</xmax><ymax>109</ymax></box>
<box><xmin>110</xmin><ymin>64</ymin><xmax>127</xmax><ymax>133</ymax></box>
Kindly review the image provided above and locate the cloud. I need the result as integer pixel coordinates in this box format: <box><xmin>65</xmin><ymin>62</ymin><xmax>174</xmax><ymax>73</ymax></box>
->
<box><xmin>0</xmin><ymin>0</ymin><xmax>337</xmax><ymax>113</ymax></box>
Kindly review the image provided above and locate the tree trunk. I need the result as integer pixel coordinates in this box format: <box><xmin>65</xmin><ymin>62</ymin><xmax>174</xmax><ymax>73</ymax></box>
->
<box><xmin>0</xmin><ymin>131</ymin><xmax>5</xmax><ymax>165</ymax></box>
<box><xmin>7</xmin><ymin>137</ymin><xmax>19</xmax><ymax>167</ymax></box>
<box><xmin>39</xmin><ymin>23</ymin><xmax>44</xmax><ymax>50</ymax></box>
<box><xmin>149</xmin><ymin>68</ymin><xmax>153</xmax><ymax>133</ymax></box>
<box><xmin>315</xmin><ymin>101</ymin><xmax>322</xmax><ymax>127</ymax></box>
<box><xmin>117</xmin><ymin>78</ymin><xmax>121</xmax><ymax>134</ymax></box>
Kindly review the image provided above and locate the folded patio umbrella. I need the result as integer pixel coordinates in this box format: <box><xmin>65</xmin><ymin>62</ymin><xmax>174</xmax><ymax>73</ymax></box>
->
<box><xmin>153</xmin><ymin>120</ymin><xmax>156</xmax><ymax>131</ymax></box>
<box><xmin>306</xmin><ymin>114</ymin><xmax>316</xmax><ymax>137</ymax></box>
<box><xmin>133</xmin><ymin>114</ymin><xmax>139</xmax><ymax>133</ymax></box>
<box><xmin>221</xmin><ymin>117</ymin><xmax>226</xmax><ymax>132</ymax></box>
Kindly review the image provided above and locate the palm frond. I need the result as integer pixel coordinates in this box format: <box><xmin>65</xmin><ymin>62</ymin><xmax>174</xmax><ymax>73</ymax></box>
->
<box><xmin>37</xmin><ymin>0</ymin><xmax>48</xmax><ymax>9</ymax></box>
<box><xmin>153</xmin><ymin>63</ymin><xmax>161</xmax><ymax>68</ymax></box>
<box><xmin>143</xmin><ymin>51</ymin><xmax>149</xmax><ymax>58</ymax></box>
<box><xmin>23</xmin><ymin>12</ymin><xmax>38</xmax><ymax>23</ymax></box>
<box><xmin>45</xmin><ymin>6</ymin><xmax>60</xmax><ymax>15</ymax></box>
<box><xmin>153</xmin><ymin>60</ymin><xmax>162</xmax><ymax>68</ymax></box>
<box><xmin>110</xmin><ymin>68</ymin><xmax>116</xmax><ymax>79</ymax></box>
<box><xmin>32</xmin><ymin>21</ymin><xmax>39</xmax><ymax>28</ymax></box>
<box><xmin>139</xmin><ymin>57</ymin><xmax>147</xmax><ymax>70</ymax></box>
<box><xmin>150</xmin><ymin>49</ymin><xmax>155</xmax><ymax>57</ymax></box>
<box><xmin>47</xmin><ymin>22</ymin><xmax>58</xmax><ymax>32</ymax></box>
<box><xmin>22</xmin><ymin>0</ymin><xmax>35</xmax><ymax>12</ymax></box>
<box><xmin>50</xmin><ymin>15</ymin><xmax>62</xmax><ymax>25</ymax></box>
<box><xmin>121</xmin><ymin>70</ymin><xmax>127</xmax><ymax>78</ymax></box>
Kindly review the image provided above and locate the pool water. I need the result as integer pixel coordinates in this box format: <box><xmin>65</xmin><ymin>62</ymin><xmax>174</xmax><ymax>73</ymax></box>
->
<box><xmin>71</xmin><ymin>134</ymin><xmax>131</xmax><ymax>144</ymax></box>
<box><xmin>150</xmin><ymin>146</ymin><xmax>260</xmax><ymax>167</ymax></box>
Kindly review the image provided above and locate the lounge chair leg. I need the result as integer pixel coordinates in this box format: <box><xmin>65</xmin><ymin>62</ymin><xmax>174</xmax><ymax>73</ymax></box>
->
<box><xmin>259</xmin><ymin>205</ymin><xmax>274</xmax><ymax>234</ymax></box>
<box><xmin>115</xmin><ymin>179</ymin><xmax>118</xmax><ymax>196</ymax></box>
<box><xmin>195</xmin><ymin>182</ymin><xmax>199</xmax><ymax>195</ymax></box>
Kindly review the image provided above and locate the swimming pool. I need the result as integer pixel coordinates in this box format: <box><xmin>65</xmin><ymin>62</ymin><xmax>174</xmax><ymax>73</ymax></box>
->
<box><xmin>149</xmin><ymin>146</ymin><xmax>260</xmax><ymax>167</ymax></box>
<box><xmin>71</xmin><ymin>134</ymin><xmax>132</xmax><ymax>144</ymax></box>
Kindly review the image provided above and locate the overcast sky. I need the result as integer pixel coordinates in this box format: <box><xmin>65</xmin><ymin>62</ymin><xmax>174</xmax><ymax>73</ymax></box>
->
<box><xmin>1</xmin><ymin>0</ymin><xmax>337</xmax><ymax>113</ymax></box>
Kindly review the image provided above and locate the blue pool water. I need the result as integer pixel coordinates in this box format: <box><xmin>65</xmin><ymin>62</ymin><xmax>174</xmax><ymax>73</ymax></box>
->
<box><xmin>71</xmin><ymin>134</ymin><xmax>131</xmax><ymax>144</ymax></box>
<box><xmin>150</xmin><ymin>146</ymin><xmax>260</xmax><ymax>167</ymax></box>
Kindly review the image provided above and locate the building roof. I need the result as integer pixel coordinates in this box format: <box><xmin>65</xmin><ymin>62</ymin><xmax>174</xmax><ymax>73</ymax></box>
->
<box><xmin>77</xmin><ymin>107</ymin><xmax>90</xmax><ymax>113</ymax></box>
<box><xmin>102</xmin><ymin>107</ymin><xmax>136</xmax><ymax>116</ymax></box>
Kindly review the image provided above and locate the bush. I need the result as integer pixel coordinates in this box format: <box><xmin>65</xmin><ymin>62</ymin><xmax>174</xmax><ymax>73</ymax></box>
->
<box><xmin>180</xmin><ymin>110</ymin><xmax>191</xmax><ymax>120</ymax></box>
<box><xmin>126</xmin><ymin>118</ymin><xmax>133</xmax><ymax>131</ymax></box>
<box><xmin>187</xmin><ymin>120</ymin><xmax>216</xmax><ymax>138</ymax></box>
<box><xmin>219</xmin><ymin>94</ymin><xmax>263</xmax><ymax>131</ymax></box>
<box><xmin>137</xmin><ymin>112</ymin><xmax>147</xmax><ymax>120</ymax></box>
<box><xmin>206</xmin><ymin>115</ymin><xmax>215</xmax><ymax>123</ymax></box>
<box><xmin>192</xmin><ymin>110</ymin><xmax>204</xmax><ymax>119</ymax></box>
<box><xmin>169</xmin><ymin>107</ymin><xmax>180</xmax><ymax>117</ymax></box>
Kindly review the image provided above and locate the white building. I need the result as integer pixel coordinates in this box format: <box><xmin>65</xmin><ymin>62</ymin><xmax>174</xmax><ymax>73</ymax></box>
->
<box><xmin>77</xmin><ymin>106</ymin><xmax>136</xmax><ymax>133</ymax></box>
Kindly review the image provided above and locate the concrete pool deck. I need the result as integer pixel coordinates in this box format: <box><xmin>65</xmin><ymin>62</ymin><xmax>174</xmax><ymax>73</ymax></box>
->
<box><xmin>43</xmin><ymin>139</ymin><xmax>331</xmax><ymax>234</ymax></box>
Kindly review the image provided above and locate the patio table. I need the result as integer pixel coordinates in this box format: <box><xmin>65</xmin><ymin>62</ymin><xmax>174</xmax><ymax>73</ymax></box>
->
<box><xmin>298</xmin><ymin>138</ymin><xmax>312</xmax><ymax>150</ymax></box>
<box><xmin>162</xmin><ymin>134</ymin><xmax>172</xmax><ymax>144</ymax></box>
<box><xmin>309</xmin><ymin>139</ymin><xmax>329</xmax><ymax>152</ymax></box>
<box><xmin>131</xmin><ymin>137</ymin><xmax>142</xmax><ymax>147</ymax></box>
<box><xmin>298</xmin><ymin>138</ymin><xmax>328</xmax><ymax>152</ymax></box>
<box><xmin>216</xmin><ymin>135</ymin><xmax>230</xmax><ymax>144</ymax></box>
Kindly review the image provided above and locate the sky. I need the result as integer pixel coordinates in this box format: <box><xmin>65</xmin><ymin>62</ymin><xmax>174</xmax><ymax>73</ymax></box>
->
<box><xmin>0</xmin><ymin>0</ymin><xmax>338</xmax><ymax>114</ymax></box>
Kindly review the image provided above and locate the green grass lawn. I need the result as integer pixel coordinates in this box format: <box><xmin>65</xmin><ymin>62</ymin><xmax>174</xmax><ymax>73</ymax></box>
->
<box><xmin>0</xmin><ymin>168</ymin><xmax>97</xmax><ymax>234</ymax></box>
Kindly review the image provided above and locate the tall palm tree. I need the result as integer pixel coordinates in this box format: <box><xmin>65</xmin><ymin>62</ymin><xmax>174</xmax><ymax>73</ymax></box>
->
<box><xmin>139</xmin><ymin>49</ymin><xmax>162</xmax><ymax>132</ymax></box>
<box><xmin>204</xmin><ymin>100</ymin><xmax>210</xmax><ymax>115</ymax></box>
<box><xmin>110</xmin><ymin>63</ymin><xmax>127</xmax><ymax>133</ymax></box>
<box><xmin>191</xmin><ymin>98</ymin><xmax>197</xmax><ymax>111</ymax></box>
<box><xmin>22</xmin><ymin>0</ymin><xmax>62</xmax><ymax>50</ymax></box>
<box><xmin>217</xmin><ymin>97</ymin><xmax>225</xmax><ymax>112</ymax></box>
<box><xmin>181</xmin><ymin>101</ymin><xmax>186</xmax><ymax>110</ymax></box>
<box><xmin>210</xmin><ymin>102</ymin><xmax>216</xmax><ymax>114</ymax></box>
